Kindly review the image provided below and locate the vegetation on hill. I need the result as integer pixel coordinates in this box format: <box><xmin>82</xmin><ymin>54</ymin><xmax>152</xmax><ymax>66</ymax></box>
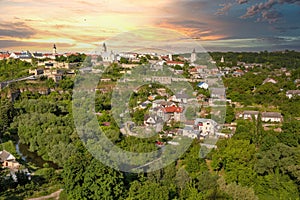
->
<box><xmin>0</xmin><ymin>51</ymin><xmax>299</xmax><ymax>199</ymax></box>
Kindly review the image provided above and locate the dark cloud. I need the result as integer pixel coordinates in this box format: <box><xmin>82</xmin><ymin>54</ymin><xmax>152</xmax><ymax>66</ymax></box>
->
<box><xmin>258</xmin><ymin>10</ymin><xmax>283</xmax><ymax>23</ymax></box>
<box><xmin>237</xmin><ymin>0</ymin><xmax>248</xmax><ymax>4</ymax></box>
<box><xmin>241</xmin><ymin>0</ymin><xmax>300</xmax><ymax>22</ymax></box>
<box><xmin>0</xmin><ymin>22</ymin><xmax>35</xmax><ymax>38</ymax></box>
<box><xmin>216</xmin><ymin>0</ymin><xmax>300</xmax><ymax>24</ymax></box>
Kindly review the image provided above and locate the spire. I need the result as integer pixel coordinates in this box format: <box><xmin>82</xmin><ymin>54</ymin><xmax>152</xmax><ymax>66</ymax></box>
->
<box><xmin>103</xmin><ymin>43</ymin><xmax>107</xmax><ymax>52</ymax></box>
<box><xmin>53</xmin><ymin>44</ymin><xmax>57</xmax><ymax>54</ymax></box>
<box><xmin>221</xmin><ymin>56</ymin><xmax>224</xmax><ymax>63</ymax></box>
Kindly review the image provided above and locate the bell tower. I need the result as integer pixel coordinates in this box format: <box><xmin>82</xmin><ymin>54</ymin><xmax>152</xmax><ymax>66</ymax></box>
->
<box><xmin>53</xmin><ymin>44</ymin><xmax>57</xmax><ymax>55</ymax></box>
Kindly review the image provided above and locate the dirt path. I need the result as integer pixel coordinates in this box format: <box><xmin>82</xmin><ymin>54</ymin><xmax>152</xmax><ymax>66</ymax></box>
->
<box><xmin>205</xmin><ymin>159</ymin><xmax>214</xmax><ymax>173</ymax></box>
<box><xmin>27</xmin><ymin>189</ymin><xmax>63</xmax><ymax>200</ymax></box>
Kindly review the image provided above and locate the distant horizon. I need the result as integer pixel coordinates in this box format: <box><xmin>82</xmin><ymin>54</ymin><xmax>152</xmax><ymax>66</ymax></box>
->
<box><xmin>1</xmin><ymin>47</ymin><xmax>299</xmax><ymax>55</ymax></box>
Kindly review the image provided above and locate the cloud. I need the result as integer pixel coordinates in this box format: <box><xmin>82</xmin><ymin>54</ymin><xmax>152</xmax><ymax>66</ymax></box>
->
<box><xmin>0</xmin><ymin>39</ymin><xmax>75</xmax><ymax>50</ymax></box>
<box><xmin>241</xmin><ymin>0</ymin><xmax>300</xmax><ymax>22</ymax></box>
<box><xmin>237</xmin><ymin>0</ymin><xmax>248</xmax><ymax>4</ymax></box>
<box><xmin>0</xmin><ymin>21</ymin><xmax>35</xmax><ymax>38</ymax></box>
<box><xmin>258</xmin><ymin>10</ymin><xmax>283</xmax><ymax>23</ymax></box>
<box><xmin>215</xmin><ymin>3</ymin><xmax>233</xmax><ymax>15</ymax></box>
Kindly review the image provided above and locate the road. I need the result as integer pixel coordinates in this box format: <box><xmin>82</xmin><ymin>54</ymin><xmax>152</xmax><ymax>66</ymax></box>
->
<box><xmin>0</xmin><ymin>75</ymin><xmax>38</xmax><ymax>89</ymax></box>
<box><xmin>27</xmin><ymin>189</ymin><xmax>63</xmax><ymax>200</ymax></box>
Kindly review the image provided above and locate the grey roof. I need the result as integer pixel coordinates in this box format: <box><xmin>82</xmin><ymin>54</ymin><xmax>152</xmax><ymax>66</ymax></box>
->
<box><xmin>262</xmin><ymin>112</ymin><xmax>282</xmax><ymax>118</ymax></box>
<box><xmin>33</xmin><ymin>53</ymin><xmax>43</xmax><ymax>57</ymax></box>
<box><xmin>244</xmin><ymin>111</ymin><xmax>259</xmax><ymax>115</ymax></box>
<box><xmin>286</xmin><ymin>90</ymin><xmax>300</xmax><ymax>95</ymax></box>
<box><xmin>210</xmin><ymin>88</ymin><xmax>226</xmax><ymax>96</ymax></box>
<box><xmin>0</xmin><ymin>150</ymin><xmax>13</xmax><ymax>162</ymax></box>
<box><xmin>175</xmin><ymin>93</ymin><xmax>189</xmax><ymax>99</ymax></box>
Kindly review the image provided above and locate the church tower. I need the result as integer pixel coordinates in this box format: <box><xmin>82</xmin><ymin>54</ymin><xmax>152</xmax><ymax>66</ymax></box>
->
<box><xmin>221</xmin><ymin>56</ymin><xmax>224</xmax><ymax>63</ymax></box>
<box><xmin>191</xmin><ymin>48</ymin><xmax>197</xmax><ymax>63</ymax></box>
<box><xmin>168</xmin><ymin>53</ymin><xmax>172</xmax><ymax>61</ymax></box>
<box><xmin>53</xmin><ymin>44</ymin><xmax>57</xmax><ymax>55</ymax></box>
<box><xmin>103</xmin><ymin>43</ymin><xmax>107</xmax><ymax>53</ymax></box>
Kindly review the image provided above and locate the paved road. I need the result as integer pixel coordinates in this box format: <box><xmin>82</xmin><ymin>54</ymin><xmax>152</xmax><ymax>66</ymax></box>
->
<box><xmin>0</xmin><ymin>75</ymin><xmax>37</xmax><ymax>89</ymax></box>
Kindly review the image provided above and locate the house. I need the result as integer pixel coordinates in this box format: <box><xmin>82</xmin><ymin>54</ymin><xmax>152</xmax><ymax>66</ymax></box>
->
<box><xmin>144</xmin><ymin>115</ymin><xmax>163</xmax><ymax>127</ymax></box>
<box><xmin>261</xmin><ymin>112</ymin><xmax>283</xmax><ymax>123</ymax></box>
<box><xmin>9</xmin><ymin>52</ymin><xmax>21</xmax><ymax>59</ymax></box>
<box><xmin>171</xmin><ymin>93</ymin><xmax>189</xmax><ymax>103</ymax></box>
<box><xmin>166</xmin><ymin>61</ymin><xmax>184</xmax><ymax>67</ymax></box>
<box><xmin>48</xmin><ymin>74</ymin><xmax>63</xmax><ymax>82</ymax></box>
<box><xmin>10</xmin><ymin>51</ymin><xmax>32</xmax><ymax>62</ymax></box>
<box><xmin>158</xmin><ymin>106</ymin><xmax>183</xmax><ymax>122</ymax></box>
<box><xmin>286</xmin><ymin>90</ymin><xmax>300</xmax><ymax>99</ymax></box>
<box><xmin>152</xmin><ymin>100</ymin><xmax>176</xmax><ymax>108</ymax></box>
<box><xmin>232</xmin><ymin>70</ymin><xmax>244</xmax><ymax>77</ymax></box>
<box><xmin>32</xmin><ymin>52</ymin><xmax>45</xmax><ymax>59</ymax></box>
<box><xmin>194</xmin><ymin>118</ymin><xmax>217</xmax><ymax>136</ymax></box>
<box><xmin>0</xmin><ymin>52</ymin><xmax>10</xmax><ymax>60</ymax></box>
<box><xmin>263</xmin><ymin>78</ymin><xmax>277</xmax><ymax>85</ymax></box>
<box><xmin>156</xmin><ymin>88</ymin><xmax>167</xmax><ymax>96</ymax></box>
<box><xmin>182</xmin><ymin>126</ymin><xmax>199</xmax><ymax>139</ymax></box>
<box><xmin>197</xmin><ymin>82</ymin><xmax>209</xmax><ymax>90</ymax></box>
<box><xmin>118</xmin><ymin>52</ymin><xmax>138</xmax><ymax>60</ymax></box>
<box><xmin>148</xmin><ymin>95</ymin><xmax>157</xmax><ymax>101</ymax></box>
<box><xmin>151</xmin><ymin>76</ymin><xmax>172</xmax><ymax>84</ymax></box>
<box><xmin>0</xmin><ymin>150</ymin><xmax>20</xmax><ymax>169</ymax></box>
<box><xmin>139</xmin><ymin>100</ymin><xmax>152</xmax><ymax>109</ymax></box>
<box><xmin>242</xmin><ymin>111</ymin><xmax>259</xmax><ymax>120</ymax></box>
<box><xmin>210</xmin><ymin>88</ymin><xmax>226</xmax><ymax>99</ymax></box>
<box><xmin>29</xmin><ymin>68</ymin><xmax>44</xmax><ymax>76</ymax></box>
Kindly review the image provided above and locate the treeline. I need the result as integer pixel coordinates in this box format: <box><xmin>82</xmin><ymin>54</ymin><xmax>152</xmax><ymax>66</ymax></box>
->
<box><xmin>0</xmin><ymin>59</ymin><xmax>31</xmax><ymax>82</ymax></box>
<box><xmin>209</xmin><ymin>50</ymin><xmax>300</xmax><ymax>69</ymax></box>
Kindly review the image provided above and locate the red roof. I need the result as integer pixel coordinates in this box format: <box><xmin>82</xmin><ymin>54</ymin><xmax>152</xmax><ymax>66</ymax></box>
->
<box><xmin>189</xmin><ymin>68</ymin><xmax>197</xmax><ymax>72</ymax></box>
<box><xmin>162</xmin><ymin>106</ymin><xmax>183</xmax><ymax>113</ymax></box>
<box><xmin>166</xmin><ymin>61</ymin><xmax>184</xmax><ymax>65</ymax></box>
<box><xmin>196</xmin><ymin>65</ymin><xmax>207</xmax><ymax>69</ymax></box>
<box><xmin>0</xmin><ymin>54</ymin><xmax>10</xmax><ymax>59</ymax></box>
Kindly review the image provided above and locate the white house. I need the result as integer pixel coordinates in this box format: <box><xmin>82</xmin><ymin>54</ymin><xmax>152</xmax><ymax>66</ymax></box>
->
<box><xmin>286</xmin><ymin>90</ymin><xmax>300</xmax><ymax>99</ymax></box>
<box><xmin>263</xmin><ymin>78</ymin><xmax>277</xmax><ymax>85</ymax></box>
<box><xmin>197</xmin><ymin>82</ymin><xmax>209</xmax><ymax>90</ymax></box>
<box><xmin>0</xmin><ymin>150</ymin><xmax>20</xmax><ymax>169</ymax></box>
<box><xmin>261</xmin><ymin>112</ymin><xmax>283</xmax><ymax>123</ymax></box>
<box><xmin>171</xmin><ymin>93</ymin><xmax>189</xmax><ymax>103</ymax></box>
<box><xmin>242</xmin><ymin>111</ymin><xmax>259</xmax><ymax>120</ymax></box>
<box><xmin>194</xmin><ymin>118</ymin><xmax>217</xmax><ymax>136</ymax></box>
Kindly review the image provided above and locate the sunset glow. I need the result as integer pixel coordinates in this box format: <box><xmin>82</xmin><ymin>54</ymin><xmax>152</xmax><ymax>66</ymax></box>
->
<box><xmin>1</xmin><ymin>0</ymin><xmax>299</xmax><ymax>52</ymax></box>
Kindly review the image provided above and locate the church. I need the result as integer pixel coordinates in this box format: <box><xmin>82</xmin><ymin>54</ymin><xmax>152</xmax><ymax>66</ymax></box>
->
<box><xmin>101</xmin><ymin>43</ymin><xmax>116</xmax><ymax>63</ymax></box>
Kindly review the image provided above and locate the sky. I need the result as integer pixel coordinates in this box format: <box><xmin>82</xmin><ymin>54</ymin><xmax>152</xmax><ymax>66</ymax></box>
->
<box><xmin>0</xmin><ymin>0</ymin><xmax>299</xmax><ymax>52</ymax></box>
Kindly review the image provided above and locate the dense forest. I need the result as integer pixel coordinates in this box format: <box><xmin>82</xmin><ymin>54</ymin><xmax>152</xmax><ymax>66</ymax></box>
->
<box><xmin>0</xmin><ymin>51</ymin><xmax>299</xmax><ymax>199</ymax></box>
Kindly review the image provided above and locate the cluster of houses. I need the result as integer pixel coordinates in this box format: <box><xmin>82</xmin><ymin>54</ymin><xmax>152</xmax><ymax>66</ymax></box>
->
<box><xmin>121</xmin><ymin>86</ymin><xmax>223</xmax><ymax>141</ymax></box>
<box><xmin>0</xmin><ymin>44</ymin><xmax>78</xmax><ymax>62</ymax></box>
<box><xmin>28</xmin><ymin>61</ymin><xmax>76</xmax><ymax>82</ymax></box>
